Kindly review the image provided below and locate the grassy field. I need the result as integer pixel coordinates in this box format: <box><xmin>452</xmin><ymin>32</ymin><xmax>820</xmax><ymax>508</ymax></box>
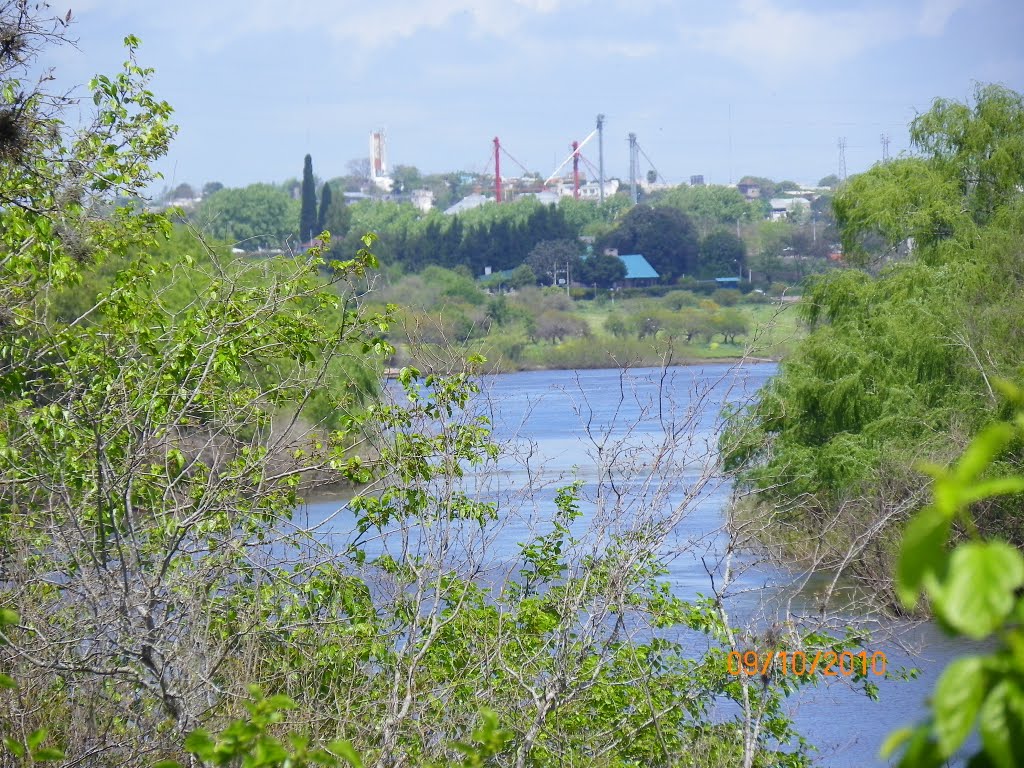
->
<box><xmin>373</xmin><ymin>268</ymin><xmax>806</xmax><ymax>373</ymax></box>
<box><xmin>396</xmin><ymin>296</ymin><xmax>805</xmax><ymax>374</ymax></box>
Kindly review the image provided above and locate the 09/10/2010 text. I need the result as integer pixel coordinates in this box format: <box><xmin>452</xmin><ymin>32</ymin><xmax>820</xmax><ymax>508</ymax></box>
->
<box><xmin>727</xmin><ymin>650</ymin><xmax>888</xmax><ymax>677</ymax></box>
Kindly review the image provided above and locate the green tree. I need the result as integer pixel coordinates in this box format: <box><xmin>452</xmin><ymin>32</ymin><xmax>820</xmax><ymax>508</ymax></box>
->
<box><xmin>699</xmin><ymin>230</ymin><xmax>746</xmax><ymax>278</ymax></box>
<box><xmin>711</xmin><ymin>308</ymin><xmax>748</xmax><ymax>343</ymax></box>
<box><xmin>171</xmin><ymin>182</ymin><xmax>195</xmax><ymax>199</ymax></box>
<box><xmin>599</xmin><ymin>204</ymin><xmax>699</xmax><ymax>282</ymax></box>
<box><xmin>737</xmin><ymin>175</ymin><xmax>779</xmax><ymax>201</ymax></box>
<box><xmin>508</xmin><ymin>262</ymin><xmax>537</xmax><ymax>288</ymax></box>
<box><xmin>656</xmin><ymin>184</ymin><xmax>757</xmax><ymax>237</ymax></box>
<box><xmin>524</xmin><ymin>238</ymin><xmax>582</xmax><ymax>286</ymax></box>
<box><xmin>300</xmin><ymin>153</ymin><xmax>318</xmax><ymax>242</ymax></box>
<box><xmin>677</xmin><ymin>307</ymin><xmax>712</xmax><ymax>343</ymax></box>
<box><xmin>747</xmin><ymin>219</ymin><xmax>791</xmax><ymax>282</ymax></box>
<box><xmin>910</xmin><ymin>84</ymin><xmax>1024</xmax><ymax>225</ymax></box>
<box><xmin>725</xmin><ymin>83</ymin><xmax>1024</xmax><ymax>601</ymax></box>
<box><xmin>577</xmin><ymin>251</ymin><xmax>626</xmax><ymax>288</ymax></box>
<box><xmin>317</xmin><ymin>180</ymin><xmax>333</xmax><ymax>234</ymax></box>
<box><xmin>390</xmin><ymin>163</ymin><xmax>421</xmax><ymax>193</ymax></box>
<box><xmin>196</xmin><ymin>183</ymin><xmax>299</xmax><ymax>250</ymax></box>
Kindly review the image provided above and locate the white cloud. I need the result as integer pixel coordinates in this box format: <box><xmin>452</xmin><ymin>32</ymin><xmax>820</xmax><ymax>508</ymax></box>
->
<box><xmin>108</xmin><ymin>0</ymin><xmax>587</xmax><ymax>53</ymax></box>
<box><xmin>687</xmin><ymin>0</ymin><xmax>968</xmax><ymax>75</ymax></box>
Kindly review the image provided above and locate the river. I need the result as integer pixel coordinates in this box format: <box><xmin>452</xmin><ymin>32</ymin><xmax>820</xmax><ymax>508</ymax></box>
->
<box><xmin>304</xmin><ymin>362</ymin><xmax>981</xmax><ymax>766</ymax></box>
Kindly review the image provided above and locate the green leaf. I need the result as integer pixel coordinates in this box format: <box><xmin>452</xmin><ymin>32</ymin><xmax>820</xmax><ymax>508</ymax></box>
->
<box><xmin>27</xmin><ymin>729</ymin><xmax>47</xmax><ymax>750</ymax></box>
<box><xmin>954</xmin><ymin>423</ymin><xmax>1014</xmax><ymax>485</ymax></box>
<box><xmin>879</xmin><ymin>726</ymin><xmax>914</xmax><ymax>759</ymax></box>
<box><xmin>3</xmin><ymin>738</ymin><xmax>25</xmax><ymax>758</ymax></box>
<box><xmin>327</xmin><ymin>739</ymin><xmax>363</xmax><ymax>768</ymax></box>
<box><xmin>933</xmin><ymin>656</ymin><xmax>987</xmax><ymax>755</ymax></box>
<box><xmin>961</xmin><ymin>477</ymin><xmax>1024</xmax><ymax>506</ymax></box>
<box><xmin>0</xmin><ymin>673</ymin><xmax>16</xmax><ymax>689</ymax></box>
<box><xmin>31</xmin><ymin>746</ymin><xmax>66</xmax><ymax>762</ymax></box>
<box><xmin>896</xmin><ymin>507</ymin><xmax>950</xmax><ymax>609</ymax></box>
<box><xmin>934</xmin><ymin>542</ymin><xmax>1024</xmax><ymax>639</ymax></box>
<box><xmin>183</xmin><ymin>729</ymin><xmax>215</xmax><ymax>756</ymax></box>
<box><xmin>0</xmin><ymin>608</ymin><xmax>18</xmax><ymax>625</ymax></box>
<box><xmin>895</xmin><ymin>727</ymin><xmax>945</xmax><ymax>768</ymax></box>
<box><xmin>153</xmin><ymin>761</ymin><xmax>182</xmax><ymax>768</ymax></box>
<box><xmin>979</xmin><ymin>679</ymin><xmax>1024</xmax><ymax>768</ymax></box>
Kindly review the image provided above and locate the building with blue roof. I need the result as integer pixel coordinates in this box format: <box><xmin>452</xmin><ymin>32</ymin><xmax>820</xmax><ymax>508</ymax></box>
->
<box><xmin>618</xmin><ymin>253</ymin><xmax>659</xmax><ymax>284</ymax></box>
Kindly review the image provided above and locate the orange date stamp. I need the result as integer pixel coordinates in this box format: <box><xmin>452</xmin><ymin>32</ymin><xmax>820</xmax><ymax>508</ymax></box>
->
<box><xmin>727</xmin><ymin>649</ymin><xmax>887</xmax><ymax>677</ymax></box>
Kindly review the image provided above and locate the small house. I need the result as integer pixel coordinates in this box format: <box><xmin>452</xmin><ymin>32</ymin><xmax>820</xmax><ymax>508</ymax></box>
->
<box><xmin>618</xmin><ymin>253</ymin><xmax>659</xmax><ymax>287</ymax></box>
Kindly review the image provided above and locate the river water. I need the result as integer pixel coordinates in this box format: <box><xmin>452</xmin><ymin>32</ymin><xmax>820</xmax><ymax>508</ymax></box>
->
<box><xmin>305</xmin><ymin>362</ymin><xmax>980</xmax><ymax>766</ymax></box>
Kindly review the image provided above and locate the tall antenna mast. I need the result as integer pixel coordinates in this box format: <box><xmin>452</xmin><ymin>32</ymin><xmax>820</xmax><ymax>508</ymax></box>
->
<box><xmin>628</xmin><ymin>132</ymin><xmax>638</xmax><ymax>204</ymax></box>
<box><xmin>596</xmin><ymin>114</ymin><xmax>605</xmax><ymax>204</ymax></box>
<box><xmin>493</xmin><ymin>136</ymin><xmax>502</xmax><ymax>203</ymax></box>
<box><xmin>838</xmin><ymin>136</ymin><xmax>848</xmax><ymax>181</ymax></box>
<box><xmin>572</xmin><ymin>141</ymin><xmax>580</xmax><ymax>199</ymax></box>
<box><xmin>880</xmin><ymin>133</ymin><xmax>891</xmax><ymax>163</ymax></box>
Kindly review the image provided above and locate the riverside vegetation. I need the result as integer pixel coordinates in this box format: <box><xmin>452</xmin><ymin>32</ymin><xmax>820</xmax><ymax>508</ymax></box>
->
<box><xmin>3</xmin><ymin>5</ymin><xmax>1024</xmax><ymax>767</ymax></box>
<box><xmin>0</xmin><ymin>7</ymin><xmax>865</xmax><ymax>768</ymax></box>
<box><xmin>724</xmin><ymin>83</ymin><xmax>1024</xmax><ymax>610</ymax></box>
<box><xmin>723</xmin><ymin>83</ymin><xmax>1024</xmax><ymax>767</ymax></box>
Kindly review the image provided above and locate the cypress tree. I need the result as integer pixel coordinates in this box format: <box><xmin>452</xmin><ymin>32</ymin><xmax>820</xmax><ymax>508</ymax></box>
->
<box><xmin>299</xmin><ymin>154</ymin><xmax>317</xmax><ymax>243</ymax></box>
<box><xmin>317</xmin><ymin>181</ymin><xmax>333</xmax><ymax>235</ymax></box>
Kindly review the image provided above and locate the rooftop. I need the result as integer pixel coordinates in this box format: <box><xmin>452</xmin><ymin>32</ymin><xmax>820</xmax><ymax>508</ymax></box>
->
<box><xmin>619</xmin><ymin>253</ymin><xmax>659</xmax><ymax>280</ymax></box>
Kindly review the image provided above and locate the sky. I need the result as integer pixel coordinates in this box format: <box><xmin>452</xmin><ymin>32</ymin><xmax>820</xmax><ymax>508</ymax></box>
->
<box><xmin>47</xmin><ymin>0</ymin><xmax>1024</xmax><ymax>192</ymax></box>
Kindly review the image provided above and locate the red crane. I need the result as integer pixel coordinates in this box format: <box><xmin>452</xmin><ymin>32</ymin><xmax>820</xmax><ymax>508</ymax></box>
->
<box><xmin>545</xmin><ymin>127</ymin><xmax>598</xmax><ymax>198</ymax></box>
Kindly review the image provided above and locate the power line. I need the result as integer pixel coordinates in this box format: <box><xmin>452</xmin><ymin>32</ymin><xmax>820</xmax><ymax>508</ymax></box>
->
<box><xmin>635</xmin><ymin>141</ymin><xmax>664</xmax><ymax>185</ymax></box>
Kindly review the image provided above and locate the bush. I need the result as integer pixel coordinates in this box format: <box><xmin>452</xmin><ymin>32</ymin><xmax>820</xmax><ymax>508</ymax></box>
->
<box><xmin>663</xmin><ymin>290</ymin><xmax>700</xmax><ymax>309</ymax></box>
<box><xmin>480</xmin><ymin>332</ymin><xmax>529</xmax><ymax>367</ymax></box>
<box><xmin>604</xmin><ymin>312</ymin><xmax>630</xmax><ymax>338</ymax></box>
<box><xmin>510</xmin><ymin>285</ymin><xmax>573</xmax><ymax>313</ymax></box>
<box><xmin>535</xmin><ymin>310</ymin><xmax>590</xmax><ymax>343</ymax></box>
<box><xmin>711</xmin><ymin>288</ymin><xmax>742</xmax><ymax>306</ymax></box>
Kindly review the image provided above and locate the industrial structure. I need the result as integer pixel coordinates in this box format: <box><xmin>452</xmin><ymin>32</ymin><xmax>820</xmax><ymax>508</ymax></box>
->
<box><xmin>483</xmin><ymin>115</ymin><xmax>662</xmax><ymax>205</ymax></box>
<box><xmin>372</xmin><ymin>114</ymin><xmax>668</xmax><ymax>213</ymax></box>
<box><xmin>369</xmin><ymin>128</ymin><xmax>393</xmax><ymax>192</ymax></box>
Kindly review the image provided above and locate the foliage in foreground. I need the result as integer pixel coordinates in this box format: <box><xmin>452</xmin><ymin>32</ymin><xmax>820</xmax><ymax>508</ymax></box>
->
<box><xmin>885</xmin><ymin>381</ymin><xmax>1024</xmax><ymax>767</ymax></box>
<box><xmin>0</xmin><ymin>9</ymin><xmax>848</xmax><ymax>768</ymax></box>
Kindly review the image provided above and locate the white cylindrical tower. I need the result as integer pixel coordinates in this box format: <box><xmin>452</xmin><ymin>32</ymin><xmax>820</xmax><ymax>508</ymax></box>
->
<box><xmin>370</xmin><ymin>129</ymin><xmax>387</xmax><ymax>178</ymax></box>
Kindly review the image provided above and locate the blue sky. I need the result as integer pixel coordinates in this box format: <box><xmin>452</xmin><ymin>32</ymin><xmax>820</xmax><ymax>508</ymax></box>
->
<box><xmin>54</xmin><ymin>0</ymin><xmax>1024</xmax><ymax>192</ymax></box>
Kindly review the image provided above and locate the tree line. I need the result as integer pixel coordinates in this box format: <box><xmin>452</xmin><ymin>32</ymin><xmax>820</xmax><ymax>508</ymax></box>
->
<box><xmin>184</xmin><ymin>159</ymin><xmax>838</xmax><ymax>289</ymax></box>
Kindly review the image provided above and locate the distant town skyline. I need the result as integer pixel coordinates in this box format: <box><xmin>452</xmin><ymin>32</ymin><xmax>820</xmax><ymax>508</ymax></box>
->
<box><xmin>55</xmin><ymin>0</ymin><xmax>1024</xmax><ymax>193</ymax></box>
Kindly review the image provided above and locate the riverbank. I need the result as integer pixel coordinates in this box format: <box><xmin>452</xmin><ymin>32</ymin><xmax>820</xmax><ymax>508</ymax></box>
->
<box><xmin>371</xmin><ymin>281</ymin><xmax>802</xmax><ymax>376</ymax></box>
<box><xmin>383</xmin><ymin>353</ymin><xmax>780</xmax><ymax>379</ymax></box>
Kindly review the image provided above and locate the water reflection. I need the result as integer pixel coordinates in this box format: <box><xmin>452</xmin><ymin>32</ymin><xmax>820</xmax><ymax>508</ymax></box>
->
<box><xmin>302</xmin><ymin>363</ymin><xmax>978</xmax><ymax>767</ymax></box>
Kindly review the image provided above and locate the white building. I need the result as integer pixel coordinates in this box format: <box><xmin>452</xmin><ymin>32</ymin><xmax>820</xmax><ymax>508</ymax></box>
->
<box><xmin>769</xmin><ymin>197</ymin><xmax>810</xmax><ymax>221</ymax></box>
<box><xmin>444</xmin><ymin>193</ymin><xmax>491</xmax><ymax>215</ymax></box>
<box><xmin>411</xmin><ymin>188</ymin><xmax>434</xmax><ymax>212</ymax></box>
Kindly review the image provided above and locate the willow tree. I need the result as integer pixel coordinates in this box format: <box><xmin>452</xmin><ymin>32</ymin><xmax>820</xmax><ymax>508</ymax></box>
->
<box><xmin>724</xmin><ymin>84</ymin><xmax>1024</xmax><ymax>603</ymax></box>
